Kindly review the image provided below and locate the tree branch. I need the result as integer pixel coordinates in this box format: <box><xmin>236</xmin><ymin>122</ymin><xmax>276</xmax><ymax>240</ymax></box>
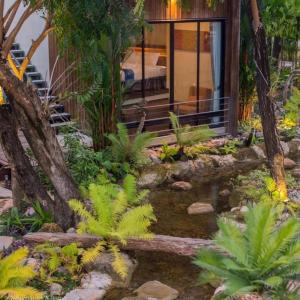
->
<box><xmin>2</xmin><ymin>0</ymin><xmax>43</xmax><ymax>59</ymax></box>
<box><xmin>19</xmin><ymin>14</ymin><xmax>53</xmax><ymax>78</ymax></box>
<box><xmin>3</xmin><ymin>0</ymin><xmax>21</xmax><ymax>36</ymax></box>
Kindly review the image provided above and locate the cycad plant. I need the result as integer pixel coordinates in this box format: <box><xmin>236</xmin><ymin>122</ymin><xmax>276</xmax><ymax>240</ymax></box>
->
<box><xmin>107</xmin><ymin>123</ymin><xmax>155</xmax><ymax>168</ymax></box>
<box><xmin>0</xmin><ymin>247</ymin><xmax>43</xmax><ymax>300</ymax></box>
<box><xmin>69</xmin><ymin>174</ymin><xmax>156</xmax><ymax>278</ymax></box>
<box><xmin>194</xmin><ymin>202</ymin><xmax>300</xmax><ymax>299</ymax></box>
<box><xmin>169</xmin><ymin>112</ymin><xmax>215</xmax><ymax>154</ymax></box>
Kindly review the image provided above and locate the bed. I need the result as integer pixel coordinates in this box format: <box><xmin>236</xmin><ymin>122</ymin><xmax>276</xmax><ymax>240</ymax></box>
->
<box><xmin>121</xmin><ymin>50</ymin><xmax>167</xmax><ymax>92</ymax></box>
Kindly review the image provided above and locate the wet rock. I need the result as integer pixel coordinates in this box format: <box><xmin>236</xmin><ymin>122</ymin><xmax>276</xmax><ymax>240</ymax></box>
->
<box><xmin>67</xmin><ymin>227</ymin><xmax>77</xmax><ymax>234</ymax></box>
<box><xmin>170</xmin><ymin>161</ymin><xmax>194</xmax><ymax>179</ymax></box>
<box><xmin>187</xmin><ymin>203</ymin><xmax>214</xmax><ymax>215</ymax></box>
<box><xmin>0</xmin><ymin>236</ymin><xmax>15</xmax><ymax>251</ymax></box>
<box><xmin>62</xmin><ymin>289</ymin><xmax>106</xmax><ymax>300</ymax></box>
<box><xmin>291</xmin><ymin>168</ymin><xmax>300</xmax><ymax>178</ymax></box>
<box><xmin>39</xmin><ymin>223</ymin><xmax>64</xmax><ymax>233</ymax></box>
<box><xmin>87</xmin><ymin>252</ymin><xmax>137</xmax><ymax>288</ymax></box>
<box><xmin>138</xmin><ymin>170</ymin><xmax>166</xmax><ymax>189</ymax></box>
<box><xmin>150</xmin><ymin>155</ymin><xmax>162</xmax><ymax>165</ymax></box>
<box><xmin>280</xmin><ymin>141</ymin><xmax>290</xmax><ymax>156</ymax></box>
<box><xmin>81</xmin><ymin>272</ymin><xmax>112</xmax><ymax>290</ymax></box>
<box><xmin>219</xmin><ymin>189</ymin><xmax>231</xmax><ymax>197</ymax></box>
<box><xmin>250</xmin><ymin>145</ymin><xmax>266</xmax><ymax>160</ymax></box>
<box><xmin>211</xmin><ymin>155</ymin><xmax>237</xmax><ymax>168</ymax></box>
<box><xmin>0</xmin><ymin>198</ymin><xmax>13</xmax><ymax>215</ymax></box>
<box><xmin>284</xmin><ymin>158</ymin><xmax>297</xmax><ymax>170</ymax></box>
<box><xmin>171</xmin><ymin>181</ymin><xmax>192</xmax><ymax>191</ymax></box>
<box><xmin>50</xmin><ymin>283</ymin><xmax>63</xmax><ymax>297</ymax></box>
<box><xmin>135</xmin><ymin>281</ymin><xmax>179</xmax><ymax>300</ymax></box>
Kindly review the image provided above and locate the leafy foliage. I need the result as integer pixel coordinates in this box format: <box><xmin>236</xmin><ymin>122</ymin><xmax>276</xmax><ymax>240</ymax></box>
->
<box><xmin>169</xmin><ymin>112</ymin><xmax>215</xmax><ymax>150</ymax></box>
<box><xmin>107</xmin><ymin>123</ymin><xmax>155</xmax><ymax>168</ymax></box>
<box><xmin>159</xmin><ymin>144</ymin><xmax>180</xmax><ymax>162</ymax></box>
<box><xmin>0</xmin><ymin>247</ymin><xmax>43</xmax><ymax>300</ymax></box>
<box><xmin>218</xmin><ymin>139</ymin><xmax>242</xmax><ymax>155</ymax></box>
<box><xmin>195</xmin><ymin>202</ymin><xmax>300</xmax><ymax>299</ymax></box>
<box><xmin>0</xmin><ymin>202</ymin><xmax>53</xmax><ymax>236</ymax></box>
<box><xmin>281</xmin><ymin>88</ymin><xmax>300</xmax><ymax>129</ymax></box>
<box><xmin>34</xmin><ymin>242</ymin><xmax>90</xmax><ymax>283</ymax></box>
<box><xmin>69</xmin><ymin>174</ymin><xmax>156</xmax><ymax>278</ymax></box>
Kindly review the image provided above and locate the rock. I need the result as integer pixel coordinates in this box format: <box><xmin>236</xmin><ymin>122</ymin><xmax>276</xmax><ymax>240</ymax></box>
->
<box><xmin>149</xmin><ymin>155</ymin><xmax>162</xmax><ymax>165</ymax></box>
<box><xmin>291</xmin><ymin>168</ymin><xmax>300</xmax><ymax>178</ymax></box>
<box><xmin>219</xmin><ymin>189</ymin><xmax>231</xmax><ymax>197</ymax></box>
<box><xmin>67</xmin><ymin>227</ymin><xmax>77</xmax><ymax>234</ymax></box>
<box><xmin>280</xmin><ymin>141</ymin><xmax>290</xmax><ymax>156</ymax></box>
<box><xmin>135</xmin><ymin>281</ymin><xmax>179</xmax><ymax>300</ymax></box>
<box><xmin>138</xmin><ymin>170</ymin><xmax>166</xmax><ymax>189</ymax></box>
<box><xmin>187</xmin><ymin>203</ymin><xmax>214</xmax><ymax>215</ymax></box>
<box><xmin>88</xmin><ymin>252</ymin><xmax>138</xmax><ymax>288</ymax></box>
<box><xmin>284</xmin><ymin>158</ymin><xmax>297</xmax><ymax>170</ymax></box>
<box><xmin>240</xmin><ymin>206</ymin><xmax>249</xmax><ymax>213</ymax></box>
<box><xmin>50</xmin><ymin>283</ymin><xmax>63</xmax><ymax>297</ymax></box>
<box><xmin>250</xmin><ymin>145</ymin><xmax>266</xmax><ymax>160</ymax></box>
<box><xmin>0</xmin><ymin>236</ymin><xmax>14</xmax><ymax>251</ymax></box>
<box><xmin>288</xmin><ymin>139</ymin><xmax>300</xmax><ymax>155</ymax></box>
<box><xmin>25</xmin><ymin>258</ymin><xmax>40</xmax><ymax>271</ymax></box>
<box><xmin>237</xmin><ymin>294</ymin><xmax>266</xmax><ymax>300</ymax></box>
<box><xmin>24</xmin><ymin>207</ymin><xmax>35</xmax><ymax>216</ymax></box>
<box><xmin>170</xmin><ymin>161</ymin><xmax>194</xmax><ymax>179</ymax></box>
<box><xmin>171</xmin><ymin>181</ymin><xmax>192</xmax><ymax>191</ymax></box>
<box><xmin>212</xmin><ymin>284</ymin><xmax>227</xmax><ymax>300</ymax></box>
<box><xmin>0</xmin><ymin>187</ymin><xmax>12</xmax><ymax>198</ymax></box>
<box><xmin>62</xmin><ymin>289</ymin><xmax>106</xmax><ymax>300</ymax></box>
<box><xmin>211</xmin><ymin>155</ymin><xmax>237</xmax><ymax>168</ymax></box>
<box><xmin>81</xmin><ymin>272</ymin><xmax>112</xmax><ymax>291</ymax></box>
<box><xmin>288</xmin><ymin>189</ymin><xmax>300</xmax><ymax>204</ymax></box>
<box><xmin>39</xmin><ymin>223</ymin><xmax>64</xmax><ymax>233</ymax></box>
<box><xmin>230</xmin><ymin>206</ymin><xmax>240</xmax><ymax>213</ymax></box>
<box><xmin>0</xmin><ymin>198</ymin><xmax>13</xmax><ymax>215</ymax></box>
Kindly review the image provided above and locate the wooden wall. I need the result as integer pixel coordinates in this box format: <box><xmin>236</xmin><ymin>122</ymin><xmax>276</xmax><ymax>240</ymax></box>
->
<box><xmin>48</xmin><ymin>0</ymin><xmax>240</xmax><ymax>135</ymax></box>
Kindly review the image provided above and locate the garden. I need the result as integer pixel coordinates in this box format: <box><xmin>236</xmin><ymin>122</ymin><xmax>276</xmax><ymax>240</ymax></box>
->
<box><xmin>0</xmin><ymin>1</ymin><xmax>300</xmax><ymax>300</ymax></box>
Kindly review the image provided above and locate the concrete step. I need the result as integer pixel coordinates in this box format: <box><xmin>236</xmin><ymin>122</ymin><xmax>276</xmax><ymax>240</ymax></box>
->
<box><xmin>50</xmin><ymin>112</ymin><xmax>71</xmax><ymax>124</ymax></box>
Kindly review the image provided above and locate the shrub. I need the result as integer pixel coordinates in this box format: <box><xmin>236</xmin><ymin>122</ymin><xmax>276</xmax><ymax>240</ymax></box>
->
<box><xmin>68</xmin><ymin>174</ymin><xmax>156</xmax><ymax>278</ymax></box>
<box><xmin>194</xmin><ymin>202</ymin><xmax>300</xmax><ymax>299</ymax></box>
<box><xmin>107</xmin><ymin>123</ymin><xmax>155</xmax><ymax>168</ymax></box>
<box><xmin>0</xmin><ymin>247</ymin><xmax>43</xmax><ymax>300</ymax></box>
<box><xmin>159</xmin><ymin>144</ymin><xmax>180</xmax><ymax>162</ymax></box>
<box><xmin>169</xmin><ymin>112</ymin><xmax>215</xmax><ymax>151</ymax></box>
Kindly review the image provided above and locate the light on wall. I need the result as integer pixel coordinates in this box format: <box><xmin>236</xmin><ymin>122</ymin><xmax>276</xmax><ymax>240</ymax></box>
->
<box><xmin>166</xmin><ymin>0</ymin><xmax>181</xmax><ymax>19</ymax></box>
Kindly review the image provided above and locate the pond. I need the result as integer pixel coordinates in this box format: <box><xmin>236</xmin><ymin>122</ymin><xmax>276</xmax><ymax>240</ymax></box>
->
<box><xmin>104</xmin><ymin>178</ymin><xmax>234</xmax><ymax>300</ymax></box>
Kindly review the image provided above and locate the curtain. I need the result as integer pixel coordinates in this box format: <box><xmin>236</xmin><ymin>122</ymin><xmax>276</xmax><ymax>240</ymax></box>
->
<box><xmin>211</xmin><ymin>22</ymin><xmax>222</xmax><ymax>124</ymax></box>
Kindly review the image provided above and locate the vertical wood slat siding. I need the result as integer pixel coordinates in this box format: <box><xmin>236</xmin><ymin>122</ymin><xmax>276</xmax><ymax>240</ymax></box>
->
<box><xmin>48</xmin><ymin>0</ymin><xmax>240</xmax><ymax>134</ymax></box>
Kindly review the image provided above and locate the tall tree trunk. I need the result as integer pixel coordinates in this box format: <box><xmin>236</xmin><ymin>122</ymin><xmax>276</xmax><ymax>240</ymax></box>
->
<box><xmin>0</xmin><ymin>60</ymin><xmax>80</xmax><ymax>228</ymax></box>
<box><xmin>272</xmin><ymin>36</ymin><xmax>282</xmax><ymax>67</ymax></box>
<box><xmin>249</xmin><ymin>0</ymin><xmax>287</xmax><ymax>198</ymax></box>
<box><xmin>0</xmin><ymin>105</ymin><xmax>74</xmax><ymax>228</ymax></box>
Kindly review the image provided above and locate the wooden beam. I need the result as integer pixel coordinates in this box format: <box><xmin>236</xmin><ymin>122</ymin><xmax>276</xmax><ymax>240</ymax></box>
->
<box><xmin>24</xmin><ymin>232</ymin><xmax>218</xmax><ymax>257</ymax></box>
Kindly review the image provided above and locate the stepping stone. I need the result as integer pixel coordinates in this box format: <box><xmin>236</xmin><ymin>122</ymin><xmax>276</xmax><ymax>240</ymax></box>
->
<box><xmin>187</xmin><ymin>202</ymin><xmax>214</xmax><ymax>215</ymax></box>
<box><xmin>171</xmin><ymin>181</ymin><xmax>192</xmax><ymax>191</ymax></box>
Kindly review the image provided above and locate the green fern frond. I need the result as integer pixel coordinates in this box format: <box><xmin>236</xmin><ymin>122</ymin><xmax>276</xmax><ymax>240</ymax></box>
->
<box><xmin>109</xmin><ymin>244</ymin><xmax>127</xmax><ymax>279</ymax></box>
<box><xmin>0</xmin><ymin>287</ymin><xmax>44</xmax><ymax>300</ymax></box>
<box><xmin>81</xmin><ymin>241</ymin><xmax>105</xmax><ymax>265</ymax></box>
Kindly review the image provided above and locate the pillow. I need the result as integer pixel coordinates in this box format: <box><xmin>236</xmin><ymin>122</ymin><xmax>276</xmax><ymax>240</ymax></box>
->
<box><xmin>124</xmin><ymin>51</ymin><xmax>142</xmax><ymax>65</ymax></box>
<box><xmin>145</xmin><ymin>52</ymin><xmax>160</xmax><ymax>66</ymax></box>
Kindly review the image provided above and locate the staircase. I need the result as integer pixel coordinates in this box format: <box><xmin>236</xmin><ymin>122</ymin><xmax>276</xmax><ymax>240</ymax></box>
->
<box><xmin>10</xmin><ymin>43</ymin><xmax>71</xmax><ymax>127</ymax></box>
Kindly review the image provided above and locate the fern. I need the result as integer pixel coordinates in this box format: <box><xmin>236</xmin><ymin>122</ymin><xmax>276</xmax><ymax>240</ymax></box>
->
<box><xmin>68</xmin><ymin>174</ymin><xmax>156</xmax><ymax>278</ymax></box>
<box><xmin>0</xmin><ymin>247</ymin><xmax>43</xmax><ymax>300</ymax></box>
<box><xmin>107</xmin><ymin>123</ymin><xmax>155</xmax><ymax>168</ymax></box>
<box><xmin>194</xmin><ymin>202</ymin><xmax>300</xmax><ymax>299</ymax></box>
<box><xmin>169</xmin><ymin>112</ymin><xmax>215</xmax><ymax>150</ymax></box>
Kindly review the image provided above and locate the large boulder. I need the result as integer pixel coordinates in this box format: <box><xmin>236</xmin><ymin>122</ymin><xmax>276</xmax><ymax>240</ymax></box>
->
<box><xmin>250</xmin><ymin>145</ymin><xmax>266</xmax><ymax>160</ymax></box>
<box><xmin>81</xmin><ymin>272</ymin><xmax>112</xmax><ymax>291</ymax></box>
<box><xmin>187</xmin><ymin>203</ymin><xmax>214</xmax><ymax>215</ymax></box>
<box><xmin>284</xmin><ymin>158</ymin><xmax>297</xmax><ymax>170</ymax></box>
<box><xmin>62</xmin><ymin>289</ymin><xmax>106</xmax><ymax>300</ymax></box>
<box><xmin>280</xmin><ymin>141</ymin><xmax>290</xmax><ymax>156</ymax></box>
<box><xmin>87</xmin><ymin>252</ymin><xmax>138</xmax><ymax>288</ymax></box>
<box><xmin>0</xmin><ymin>236</ymin><xmax>15</xmax><ymax>251</ymax></box>
<box><xmin>138</xmin><ymin>169</ymin><xmax>166</xmax><ymax>189</ymax></box>
<box><xmin>135</xmin><ymin>281</ymin><xmax>179</xmax><ymax>300</ymax></box>
<box><xmin>171</xmin><ymin>181</ymin><xmax>192</xmax><ymax>191</ymax></box>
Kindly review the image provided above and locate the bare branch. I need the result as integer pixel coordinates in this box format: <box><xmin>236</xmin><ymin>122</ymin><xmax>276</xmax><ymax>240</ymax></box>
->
<box><xmin>2</xmin><ymin>0</ymin><xmax>43</xmax><ymax>59</ymax></box>
<box><xmin>19</xmin><ymin>14</ymin><xmax>53</xmax><ymax>78</ymax></box>
<box><xmin>0</xmin><ymin>0</ymin><xmax>4</xmax><ymax>45</ymax></box>
<box><xmin>3</xmin><ymin>0</ymin><xmax>21</xmax><ymax>35</ymax></box>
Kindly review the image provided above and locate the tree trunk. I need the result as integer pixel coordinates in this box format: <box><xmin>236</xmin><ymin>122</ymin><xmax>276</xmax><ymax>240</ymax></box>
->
<box><xmin>0</xmin><ymin>105</ymin><xmax>73</xmax><ymax>228</ymax></box>
<box><xmin>24</xmin><ymin>232</ymin><xmax>218</xmax><ymax>257</ymax></box>
<box><xmin>0</xmin><ymin>60</ymin><xmax>80</xmax><ymax>228</ymax></box>
<box><xmin>249</xmin><ymin>0</ymin><xmax>287</xmax><ymax>198</ymax></box>
<box><xmin>272</xmin><ymin>36</ymin><xmax>282</xmax><ymax>67</ymax></box>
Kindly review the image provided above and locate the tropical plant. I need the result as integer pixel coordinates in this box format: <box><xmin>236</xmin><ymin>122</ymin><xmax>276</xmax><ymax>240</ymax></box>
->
<box><xmin>34</xmin><ymin>243</ymin><xmax>84</xmax><ymax>283</ymax></box>
<box><xmin>107</xmin><ymin>123</ymin><xmax>155</xmax><ymax>168</ymax></box>
<box><xmin>0</xmin><ymin>202</ymin><xmax>53</xmax><ymax>235</ymax></box>
<box><xmin>218</xmin><ymin>139</ymin><xmax>242</xmax><ymax>155</ymax></box>
<box><xmin>195</xmin><ymin>202</ymin><xmax>300</xmax><ymax>299</ymax></box>
<box><xmin>169</xmin><ymin>112</ymin><xmax>215</xmax><ymax>152</ymax></box>
<box><xmin>68</xmin><ymin>174</ymin><xmax>155</xmax><ymax>278</ymax></box>
<box><xmin>159</xmin><ymin>144</ymin><xmax>180</xmax><ymax>162</ymax></box>
<box><xmin>0</xmin><ymin>247</ymin><xmax>43</xmax><ymax>300</ymax></box>
<box><xmin>281</xmin><ymin>88</ymin><xmax>300</xmax><ymax>129</ymax></box>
